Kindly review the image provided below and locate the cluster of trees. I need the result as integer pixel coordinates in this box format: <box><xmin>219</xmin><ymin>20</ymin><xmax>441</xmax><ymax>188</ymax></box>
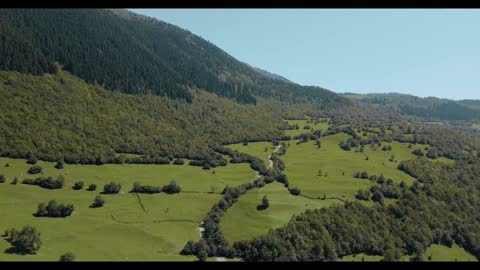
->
<box><xmin>102</xmin><ymin>182</ymin><xmax>122</xmax><ymax>194</ymax></box>
<box><xmin>2</xmin><ymin>226</ymin><xmax>42</xmax><ymax>254</ymax></box>
<box><xmin>22</xmin><ymin>176</ymin><xmax>65</xmax><ymax>189</ymax></box>
<box><xmin>35</xmin><ymin>200</ymin><xmax>74</xmax><ymax>218</ymax></box>
<box><xmin>181</xmin><ymin>147</ymin><xmax>278</xmax><ymax>259</ymax></box>
<box><xmin>131</xmin><ymin>180</ymin><xmax>181</xmax><ymax>194</ymax></box>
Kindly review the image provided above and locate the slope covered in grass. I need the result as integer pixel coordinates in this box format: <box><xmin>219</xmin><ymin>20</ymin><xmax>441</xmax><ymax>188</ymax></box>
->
<box><xmin>220</xmin><ymin>182</ymin><xmax>340</xmax><ymax>243</ymax></box>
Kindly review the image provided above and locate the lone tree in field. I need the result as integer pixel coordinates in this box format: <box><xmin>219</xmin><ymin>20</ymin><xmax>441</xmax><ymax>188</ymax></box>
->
<box><xmin>91</xmin><ymin>195</ymin><xmax>105</xmax><ymax>208</ymax></box>
<box><xmin>87</xmin><ymin>184</ymin><xmax>97</xmax><ymax>191</ymax></box>
<box><xmin>59</xmin><ymin>252</ymin><xmax>75</xmax><ymax>262</ymax></box>
<box><xmin>11</xmin><ymin>177</ymin><xmax>18</xmax><ymax>185</ymax></box>
<box><xmin>4</xmin><ymin>225</ymin><xmax>42</xmax><ymax>254</ymax></box>
<box><xmin>55</xmin><ymin>160</ymin><xmax>64</xmax><ymax>169</ymax></box>
<box><xmin>27</xmin><ymin>154</ymin><xmax>38</xmax><ymax>165</ymax></box>
<box><xmin>0</xmin><ymin>174</ymin><xmax>5</xmax><ymax>183</ymax></box>
<box><xmin>72</xmin><ymin>181</ymin><xmax>84</xmax><ymax>190</ymax></box>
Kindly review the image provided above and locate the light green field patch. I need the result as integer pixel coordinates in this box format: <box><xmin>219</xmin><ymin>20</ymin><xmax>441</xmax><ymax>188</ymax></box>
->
<box><xmin>284</xmin><ymin>119</ymin><xmax>329</xmax><ymax>137</ymax></box>
<box><xmin>221</xmin><ymin>182</ymin><xmax>340</xmax><ymax>243</ymax></box>
<box><xmin>0</xmin><ymin>157</ymin><xmax>255</xmax><ymax>193</ymax></box>
<box><xmin>282</xmin><ymin>133</ymin><xmax>420</xmax><ymax>200</ymax></box>
<box><xmin>114</xmin><ymin>153</ymin><xmax>143</xmax><ymax>158</ymax></box>
<box><xmin>225</xmin><ymin>142</ymin><xmax>275</xmax><ymax>164</ymax></box>
<box><xmin>422</xmin><ymin>244</ymin><xmax>477</xmax><ymax>262</ymax></box>
<box><xmin>0</xmin><ymin>183</ymin><xmax>220</xmax><ymax>261</ymax></box>
<box><xmin>339</xmin><ymin>253</ymin><xmax>383</xmax><ymax>261</ymax></box>
<box><xmin>471</xmin><ymin>123</ymin><xmax>480</xmax><ymax>130</ymax></box>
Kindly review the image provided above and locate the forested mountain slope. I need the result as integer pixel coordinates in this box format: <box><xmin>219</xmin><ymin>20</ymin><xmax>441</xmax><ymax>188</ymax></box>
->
<box><xmin>343</xmin><ymin>93</ymin><xmax>480</xmax><ymax>120</ymax></box>
<box><xmin>0</xmin><ymin>69</ymin><xmax>291</xmax><ymax>164</ymax></box>
<box><xmin>0</xmin><ymin>9</ymin><xmax>348</xmax><ymax>108</ymax></box>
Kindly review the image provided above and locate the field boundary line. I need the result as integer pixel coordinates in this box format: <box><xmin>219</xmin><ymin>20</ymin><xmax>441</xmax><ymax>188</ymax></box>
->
<box><xmin>135</xmin><ymin>192</ymin><xmax>148</xmax><ymax>213</ymax></box>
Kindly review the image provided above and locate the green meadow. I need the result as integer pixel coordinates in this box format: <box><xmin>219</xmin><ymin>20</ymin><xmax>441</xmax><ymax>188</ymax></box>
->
<box><xmin>225</xmin><ymin>141</ymin><xmax>275</xmax><ymax>164</ymax></box>
<box><xmin>0</xmin><ymin>157</ymin><xmax>257</xmax><ymax>261</ymax></box>
<box><xmin>283</xmin><ymin>132</ymin><xmax>453</xmax><ymax>200</ymax></box>
<box><xmin>0</xmin><ymin>157</ymin><xmax>255</xmax><ymax>193</ymax></box>
<box><xmin>421</xmin><ymin>244</ymin><xmax>477</xmax><ymax>262</ymax></box>
<box><xmin>221</xmin><ymin>182</ymin><xmax>340</xmax><ymax>243</ymax></box>
<box><xmin>340</xmin><ymin>244</ymin><xmax>477</xmax><ymax>262</ymax></box>
<box><xmin>284</xmin><ymin>119</ymin><xmax>329</xmax><ymax>137</ymax></box>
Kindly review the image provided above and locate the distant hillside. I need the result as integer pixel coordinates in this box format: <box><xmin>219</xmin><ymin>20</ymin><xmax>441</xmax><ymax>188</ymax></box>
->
<box><xmin>343</xmin><ymin>93</ymin><xmax>480</xmax><ymax>120</ymax></box>
<box><xmin>0</xmin><ymin>9</ymin><xmax>348</xmax><ymax>109</ymax></box>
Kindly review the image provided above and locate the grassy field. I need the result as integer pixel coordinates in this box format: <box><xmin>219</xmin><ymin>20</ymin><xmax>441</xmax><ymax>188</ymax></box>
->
<box><xmin>225</xmin><ymin>142</ymin><xmax>275</xmax><ymax>164</ymax></box>
<box><xmin>283</xmin><ymin>119</ymin><xmax>329</xmax><ymax>137</ymax></box>
<box><xmin>0</xmin><ymin>157</ymin><xmax>259</xmax><ymax>261</ymax></box>
<box><xmin>221</xmin><ymin>182</ymin><xmax>340</xmax><ymax>243</ymax></box>
<box><xmin>282</xmin><ymin>133</ymin><xmax>415</xmax><ymax>200</ymax></box>
<box><xmin>0</xmin><ymin>182</ymin><xmax>221</xmax><ymax>261</ymax></box>
<box><xmin>340</xmin><ymin>244</ymin><xmax>477</xmax><ymax>262</ymax></box>
<box><xmin>0</xmin><ymin>157</ymin><xmax>255</xmax><ymax>193</ymax></box>
<box><xmin>282</xmin><ymin>132</ymin><xmax>452</xmax><ymax>200</ymax></box>
<box><xmin>422</xmin><ymin>244</ymin><xmax>477</xmax><ymax>262</ymax></box>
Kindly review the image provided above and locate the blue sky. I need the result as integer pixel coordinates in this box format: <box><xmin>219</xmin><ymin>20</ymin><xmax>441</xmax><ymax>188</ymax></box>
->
<box><xmin>132</xmin><ymin>9</ymin><xmax>480</xmax><ymax>100</ymax></box>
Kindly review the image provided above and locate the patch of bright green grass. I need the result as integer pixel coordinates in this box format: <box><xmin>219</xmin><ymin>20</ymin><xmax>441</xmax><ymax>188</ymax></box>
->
<box><xmin>0</xmin><ymin>182</ymin><xmax>220</xmax><ymax>261</ymax></box>
<box><xmin>225</xmin><ymin>142</ymin><xmax>276</xmax><ymax>164</ymax></box>
<box><xmin>284</xmin><ymin>119</ymin><xmax>330</xmax><ymax>137</ymax></box>
<box><xmin>221</xmin><ymin>182</ymin><xmax>340</xmax><ymax>243</ymax></box>
<box><xmin>114</xmin><ymin>153</ymin><xmax>143</xmax><ymax>158</ymax></box>
<box><xmin>0</xmin><ymin>157</ymin><xmax>255</xmax><ymax>193</ymax></box>
<box><xmin>339</xmin><ymin>253</ymin><xmax>383</xmax><ymax>261</ymax></box>
<box><xmin>282</xmin><ymin>133</ymin><xmax>422</xmax><ymax>200</ymax></box>
<box><xmin>421</xmin><ymin>244</ymin><xmax>477</xmax><ymax>262</ymax></box>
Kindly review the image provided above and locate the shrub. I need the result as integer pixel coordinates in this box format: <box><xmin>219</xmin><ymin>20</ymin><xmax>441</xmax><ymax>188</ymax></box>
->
<box><xmin>91</xmin><ymin>195</ymin><xmax>105</xmax><ymax>208</ymax></box>
<box><xmin>173</xmin><ymin>158</ymin><xmax>185</xmax><ymax>165</ymax></box>
<box><xmin>27</xmin><ymin>154</ymin><xmax>38</xmax><ymax>165</ymax></box>
<box><xmin>87</xmin><ymin>184</ymin><xmax>97</xmax><ymax>191</ymax></box>
<box><xmin>36</xmin><ymin>200</ymin><xmax>74</xmax><ymax>218</ymax></box>
<box><xmin>289</xmin><ymin>187</ymin><xmax>301</xmax><ymax>196</ymax></box>
<box><xmin>27</xmin><ymin>165</ymin><xmax>42</xmax><ymax>174</ymax></box>
<box><xmin>412</xmin><ymin>148</ymin><xmax>424</xmax><ymax>157</ymax></box>
<box><xmin>4</xmin><ymin>226</ymin><xmax>42</xmax><ymax>254</ymax></box>
<box><xmin>0</xmin><ymin>174</ymin><xmax>5</xmax><ymax>183</ymax></box>
<box><xmin>162</xmin><ymin>180</ymin><xmax>181</xmax><ymax>194</ymax></box>
<box><xmin>55</xmin><ymin>160</ymin><xmax>64</xmax><ymax>169</ymax></box>
<box><xmin>59</xmin><ymin>252</ymin><xmax>75</xmax><ymax>262</ymax></box>
<box><xmin>131</xmin><ymin>182</ymin><xmax>162</xmax><ymax>194</ymax></box>
<box><xmin>103</xmin><ymin>182</ymin><xmax>121</xmax><ymax>194</ymax></box>
<box><xmin>22</xmin><ymin>176</ymin><xmax>64</xmax><ymax>189</ymax></box>
<box><xmin>72</xmin><ymin>181</ymin><xmax>84</xmax><ymax>190</ymax></box>
<box><xmin>11</xmin><ymin>177</ymin><xmax>18</xmax><ymax>185</ymax></box>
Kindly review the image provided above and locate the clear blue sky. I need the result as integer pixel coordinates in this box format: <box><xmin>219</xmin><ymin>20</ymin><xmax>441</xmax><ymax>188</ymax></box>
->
<box><xmin>132</xmin><ymin>9</ymin><xmax>480</xmax><ymax>100</ymax></box>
